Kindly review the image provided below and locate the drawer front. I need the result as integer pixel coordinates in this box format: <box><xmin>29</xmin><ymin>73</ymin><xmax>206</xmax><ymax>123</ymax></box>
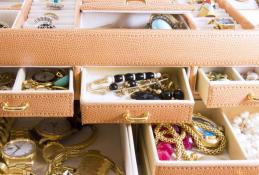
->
<box><xmin>81</xmin><ymin>103</ymin><xmax>193</xmax><ymax>124</ymax></box>
<box><xmin>204</xmin><ymin>84</ymin><xmax>259</xmax><ymax>108</ymax></box>
<box><xmin>0</xmin><ymin>92</ymin><xmax>74</xmax><ymax>117</ymax></box>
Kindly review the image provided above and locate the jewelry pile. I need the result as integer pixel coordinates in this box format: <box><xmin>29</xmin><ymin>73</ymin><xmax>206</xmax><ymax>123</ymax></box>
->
<box><xmin>154</xmin><ymin>113</ymin><xmax>226</xmax><ymax>161</ymax></box>
<box><xmin>206</xmin><ymin>72</ymin><xmax>230</xmax><ymax>81</ymax></box>
<box><xmin>232</xmin><ymin>111</ymin><xmax>259</xmax><ymax>159</ymax></box>
<box><xmin>88</xmin><ymin>72</ymin><xmax>185</xmax><ymax>100</ymax></box>
<box><xmin>0</xmin><ymin>118</ymin><xmax>125</xmax><ymax>175</ymax></box>
<box><xmin>22</xmin><ymin>69</ymin><xmax>69</xmax><ymax>91</ymax></box>
<box><xmin>0</xmin><ymin>72</ymin><xmax>15</xmax><ymax>90</ymax></box>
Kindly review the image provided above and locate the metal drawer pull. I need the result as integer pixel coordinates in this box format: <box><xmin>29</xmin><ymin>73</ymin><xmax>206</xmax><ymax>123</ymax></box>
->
<box><xmin>247</xmin><ymin>93</ymin><xmax>259</xmax><ymax>102</ymax></box>
<box><xmin>1</xmin><ymin>102</ymin><xmax>29</xmax><ymax>112</ymax></box>
<box><xmin>125</xmin><ymin>0</ymin><xmax>147</xmax><ymax>5</ymax></box>
<box><xmin>123</xmin><ymin>111</ymin><xmax>149</xmax><ymax>123</ymax></box>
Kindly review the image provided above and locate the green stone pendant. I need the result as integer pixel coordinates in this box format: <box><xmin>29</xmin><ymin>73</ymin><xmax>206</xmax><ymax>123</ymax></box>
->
<box><xmin>53</xmin><ymin>75</ymin><xmax>69</xmax><ymax>87</ymax></box>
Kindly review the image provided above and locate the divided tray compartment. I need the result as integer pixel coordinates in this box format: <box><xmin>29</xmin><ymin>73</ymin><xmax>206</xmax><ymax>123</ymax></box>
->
<box><xmin>80</xmin><ymin>67</ymin><xmax>194</xmax><ymax>124</ymax></box>
<box><xmin>197</xmin><ymin>67</ymin><xmax>259</xmax><ymax>108</ymax></box>
<box><xmin>12</xmin><ymin>118</ymin><xmax>138</xmax><ymax>175</ymax></box>
<box><xmin>80</xmin><ymin>12</ymin><xmax>194</xmax><ymax>29</ymax></box>
<box><xmin>22</xmin><ymin>0</ymin><xmax>79</xmax><ymax>29</ymax></box>
<box><xmin>0</xmin><ymin>67</ymin><xmax>74</xmax><ymax>117</ymax></box>
<box><xmin>227</xmin><ymin>0</ymin><xmax>259</xmax><ymax>10</ymax></box>
<box><xmin>0</xmin><ymin>10</ymin><xmax>20</xmax><ymax>28</ymax></box>
<box><xmin>187</xmin><ymin>0</ymin><xmax>250</xmax><ymax>30</ymax></box>
<box><xmin>141</xmin><ymin>101</ymin><xmax>259</xmax><ymax>175</ymax></box>
<box><xmin>222</xmin><ymin>106</ymin><xmax>259</xmax><ymax>160</ymax></box>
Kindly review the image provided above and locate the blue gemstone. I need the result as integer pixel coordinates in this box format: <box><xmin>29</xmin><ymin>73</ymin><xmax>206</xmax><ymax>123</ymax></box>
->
<box><xmin>197</xmin><ymin>128</ymin><xmax>215</xmax><ymax>137</ymax></box>
<box><xmin>151</xmin><ymin>19</ymin><xmax>172</xmax><ymax>30</ymax></box>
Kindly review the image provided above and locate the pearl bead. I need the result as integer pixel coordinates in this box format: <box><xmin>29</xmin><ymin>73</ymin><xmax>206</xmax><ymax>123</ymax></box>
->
<box><xmin>232</xmin><ymin>111</ymin><xmax>259</xmax><ymax>160</ymax></box>
<box><xmin>246</xmin><ymin>72</ymin><xmax>259</xmax><ymax>81</ymax></box>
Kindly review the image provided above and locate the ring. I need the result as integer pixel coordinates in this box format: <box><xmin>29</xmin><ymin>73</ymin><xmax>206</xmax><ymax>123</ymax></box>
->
<box><xmin>34</xmin><ymin>16</ymin><xmax>53</xmax><ymax>24</ymax></box>
<box><xmin>46</xmin><ymin>1</ymin><xmax>64</xmax><ymax>10</ymax></box>
<box><xmin>44</xmin><ymin>12</ymin><xmax>59</xmax><ymax>20</ymax></box>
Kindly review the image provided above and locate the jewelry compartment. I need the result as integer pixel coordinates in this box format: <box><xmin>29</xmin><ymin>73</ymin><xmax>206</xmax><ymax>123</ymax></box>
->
<box><xmin>227</xmin><ymin>0</ymin><xmax>259</xmax><ymax>10</ymax></box>
<box><xmin>80</xmin><ymin>12</ymin><xmax>194</xmax><ymax>29</ymax></box>
<box><xmin>197</xmin><ymin>67</ymin><xmax>259</xmax><ymax>108</ymax></box>
<box><xmin>222</xmin><ymin>106</ymin><xmax>259</xmax><ymax>160</ymax></box>
<box><xmin>141</xmin><ymin>101</ymin><xmax>259</xmax><ymax>175</ymax></box>
<box><xmin>238</xmin><ymin>10</ymin><xmax>259</xmax><ymax>29</ymax></box>
<box><xmin>0</xmin><ymin>67</ymin><xmax>74</xmax><ymax>117</ymax></box>
<box><xmin>80</xmin><ymin>67</ymin><xmax>194</xmax><ymax>124</ymax></box>
<box><xmin>0</xmin><ymin>10</ymin><xmax>20</xmax><ymax>28</ymax></box>
<box><xmin>22</xmin><ymin>0</ymin><xmax>79</xmax><ymax>29</ymax></box>
<box><xmin>7</xmin><ymin>118</ymin><xmax>137</xmax><ymax>175</ymax></box>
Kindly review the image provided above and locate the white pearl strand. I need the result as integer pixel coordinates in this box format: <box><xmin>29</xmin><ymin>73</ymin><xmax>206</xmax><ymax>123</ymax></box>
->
<box><xmin>232</xmin><ymin>111</ymin><xmax>259</xmax><ymax>159</ymax></box>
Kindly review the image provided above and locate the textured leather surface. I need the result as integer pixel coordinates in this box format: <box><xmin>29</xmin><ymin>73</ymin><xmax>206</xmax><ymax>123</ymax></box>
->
<box><xmin>0</xmin><ymin>29</ymin><xmax>259</xmax><ymax>66</ymax></box>
<box><xmin>0</xmin><ymin>93</ymin><xmax>74</xmax><ymax>117</ymax></box>
<box><xmin>204</xmin><ymin>84</ymin><xmax>259</xmax><ymax>108</ymax></box>
<box><xmin>81</xmin><ymin>103</ymin><xmax>193</xmax><ymax>123</ymax></box>
<box><xmin>156</xmin><ymin>165</ymin><xmax>259</xmax><ymax>175</ymax></box>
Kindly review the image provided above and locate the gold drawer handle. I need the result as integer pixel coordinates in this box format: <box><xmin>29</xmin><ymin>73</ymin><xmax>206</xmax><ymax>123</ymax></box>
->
<box><xmin>125</xmin><ymin>0</ymin><xmax>147</xmax><ymax>5</ymax></box>
<box><xmin>247</xmin><ymin>93</ymin><xmax>259</xmax><ymax>102</ymax></box>
<box><xmin>1</xmin><ymin>102</ymin><xmax>29</xmax><ymax>112</ymax></box>
<box><xmin>123</xmin><ymin>111</ymin><xmax>149</xmax><ymax>123</ymax></box>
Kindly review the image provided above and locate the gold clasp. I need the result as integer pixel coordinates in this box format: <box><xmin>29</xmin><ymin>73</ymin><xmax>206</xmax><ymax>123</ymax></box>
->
<box><xmin>1</xmin><ymin>102</ymin><xmax>29</xmax><ymax>112</ymax></box>
<box><xmin>247</xmin><ymin>93</ymin><xmax>259</xmax><ymax>102</ymax></box>
<box><xmin>123</xmin><ymin>111</ymin><xmax>149</xmax><ymax>123</ymax></box>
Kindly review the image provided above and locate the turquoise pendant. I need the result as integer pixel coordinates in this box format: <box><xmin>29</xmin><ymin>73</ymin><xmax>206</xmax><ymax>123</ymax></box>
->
<box><xmin>53</xmin><ymin>75</ymin><xmax>69</xmax><ymax>87</ymax></box>
<box><xmin>151</xmin><ymin>19</ymin><xmax>172</xmax><ymax>30</ymax></box>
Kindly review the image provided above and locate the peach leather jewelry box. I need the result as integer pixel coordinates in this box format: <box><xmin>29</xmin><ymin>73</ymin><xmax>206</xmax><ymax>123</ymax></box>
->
<box><xmin>141</xmin><ymin>101</ymin><xmax>259</xmax><ymax>175</ymax></box>
<box><xmin>197</xmin><ymin>67</ymin><xmax>259</xmax><ymax>108</ymax></box>
<box><xmin>80</xmin><ymin>67</ymin><xmax>194</xmax><ymax>124</ymax></box>
<box><xmin>0</xmin><ymin>67</ymin><xmax>74</xmax><ymax>117</ymax></box>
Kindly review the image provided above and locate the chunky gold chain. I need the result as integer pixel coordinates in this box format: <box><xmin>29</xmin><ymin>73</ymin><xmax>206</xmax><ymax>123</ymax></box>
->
<box><xmin>154</xmin><ymin>120</ymin><xmax>226</xmax><ymax>160</ymax></box>
<box><xmin>178</xmin><ymin>122</ymin><xmax>226</xmax><ymax>155</ymax></box>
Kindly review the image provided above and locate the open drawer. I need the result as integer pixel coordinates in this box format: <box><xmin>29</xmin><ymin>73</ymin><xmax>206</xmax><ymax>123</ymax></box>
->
<box><xmin>0</xmin><ymin>67</ymin><xmax>74</xmax><ymax>117</ymax></box>
<box><xmin>197</xmin><ymin>67</ymin><xmax>259</xmax><ymax>108</ymax></box>
<box><xmin>80</xmin><ymin>67</ymin><xmax>194</xmax><ymax>124</ymax></box>
<box><xmin>141</xmin><ymin>101</ymin><xmax>259</xmax><ymax>175</ymax></box>
<box><xmin>11</xmin><ymin>118</ymin><xmax>137</xmax><ymax>175</ymax></box>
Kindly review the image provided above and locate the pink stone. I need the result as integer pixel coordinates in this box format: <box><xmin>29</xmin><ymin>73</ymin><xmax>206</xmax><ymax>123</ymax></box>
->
<box><xmin>157</xmin><ymin>142</ymin><xmax>174</xmax><ymax>155</ymax></box>
<box><xmin>157</xmin><ymin>149</ymin><xmax>171</xmax><ymax>160</ymax></box>
<box><xmin>183</xmin><ymin>135</ymin><xmax>194</xmax><ymax>150</ymax></box>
